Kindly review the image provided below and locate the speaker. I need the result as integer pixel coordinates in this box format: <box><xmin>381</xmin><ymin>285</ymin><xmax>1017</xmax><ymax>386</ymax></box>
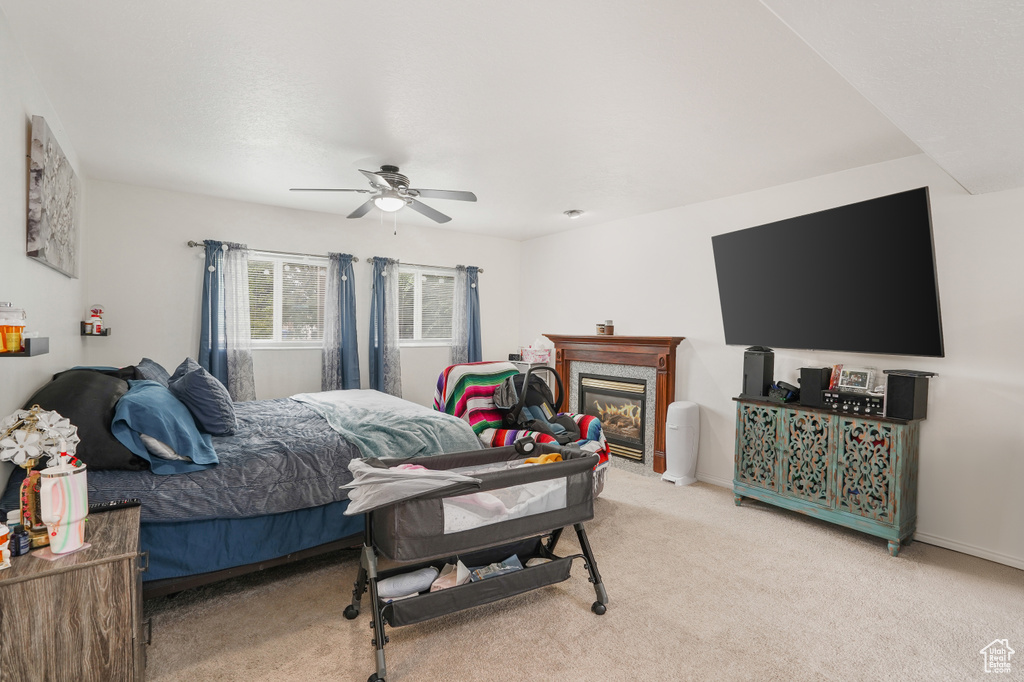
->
<box><xmin>799</xmin><ymin>367</ymin><xmax>832</xmax><ymax>408</ymax></box>
<box><xmin>884</xmin><ymin>372</ymin><xmax>932</xmax><ymax>420</ymax></box>
<box><xmin>742</xmin><ymin>346</ymin><xmax>774</xmax><ymax>398</ymax></box>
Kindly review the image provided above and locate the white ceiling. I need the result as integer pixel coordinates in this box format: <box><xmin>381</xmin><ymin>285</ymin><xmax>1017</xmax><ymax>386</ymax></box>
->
<box><xmin>762</xmin><ymin>0</ymin><xmax>1024</xmax><ymax>195</ymax></box>
<box><xmin>0</xmin><ymin>1</ymin><xmax>941</xmax><ymax>240</ymax></box>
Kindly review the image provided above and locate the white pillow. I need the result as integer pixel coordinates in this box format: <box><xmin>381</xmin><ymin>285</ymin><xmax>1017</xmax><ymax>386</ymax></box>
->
<box><xmin>139</xmin><ymin>434</ymin><xmax>194</xmax><ymax>462</ymax></box>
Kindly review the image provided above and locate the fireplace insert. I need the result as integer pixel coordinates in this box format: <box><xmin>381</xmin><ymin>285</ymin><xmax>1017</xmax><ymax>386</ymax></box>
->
<box><xmin>578</xmin><ymin>374</ymin><xmax>646</xmax><ymax>462</ymax></box>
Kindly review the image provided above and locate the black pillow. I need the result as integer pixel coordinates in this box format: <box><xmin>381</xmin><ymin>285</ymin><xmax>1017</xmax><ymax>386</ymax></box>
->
<box><xmin>24</xmin><ymin>370</ymin><xmax>149</xmax><ymax>470</ymax></box>
<box><xmin>53</xmin><ymin>366</ymin><xmax>145</xmax><ymax>382</ymax></box>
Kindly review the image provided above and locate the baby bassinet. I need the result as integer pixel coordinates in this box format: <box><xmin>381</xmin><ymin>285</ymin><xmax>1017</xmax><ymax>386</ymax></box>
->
<box><xmin>343</xmin><ymin>439</ymin><xmax>608</xmax><ymax>682</ymax></box>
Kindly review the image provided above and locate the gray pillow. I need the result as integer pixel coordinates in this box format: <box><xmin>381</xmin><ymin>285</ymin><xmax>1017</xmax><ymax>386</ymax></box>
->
<box><xmin>167</xmin><ymin>358</ymin><xmax>236</xmax><ymax>435</ymax></box>
<box><xmin>137</xmin><ymin>357</ymin><xmax>171</xmax><ymax>387</ymax></box>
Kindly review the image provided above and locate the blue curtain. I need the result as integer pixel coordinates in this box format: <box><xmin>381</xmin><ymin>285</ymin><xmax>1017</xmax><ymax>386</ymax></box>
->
<box><xmin>199</xmin><ymin>241</ymin><xmax>228</xmax><ymax>385</ymax></box>
<box><xmin>322</xmin><ymin>253</ymin><xmax>360</xmax><ymax>390</ymax></box>
<box><xmin>368</xmin><ymin>257</ymin><xmax>402</xmax><ymax>396</ymax></box>
<box><xmin>466</xmin><ymin>266</ymin><xmax>482</xmax><ymax>362</ymax></box>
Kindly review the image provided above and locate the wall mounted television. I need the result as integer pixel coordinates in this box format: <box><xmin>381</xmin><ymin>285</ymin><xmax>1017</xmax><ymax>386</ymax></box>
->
<box><xmin>712</xmin><ymin>187</ymin><xmax>944</xmax><ymax>357</ymax></box>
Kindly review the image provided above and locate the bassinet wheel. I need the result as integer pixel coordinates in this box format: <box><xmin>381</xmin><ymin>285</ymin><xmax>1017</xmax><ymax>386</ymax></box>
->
<box><xmin>368</xmin><ymin>674</ymin><xmax>384</xmax><ymax>682</ymax></box>
<box><xmin>344</xmin><ymin>605</ymin><xmax>360</xmax><ymax>620</ymax></box>
<box><xmin>591</xmin><ymin>601</ymin><xmax>607</xmax><ymax>615</ymax></box>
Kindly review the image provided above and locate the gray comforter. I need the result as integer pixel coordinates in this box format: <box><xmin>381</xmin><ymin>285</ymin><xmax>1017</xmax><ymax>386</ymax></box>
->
<box><xmin>82</xmin><ymin>399</ymin><xmax>360</xmax><ymax>522</ymax></box>
<box><xmin>2</xmin><ymin>393</ymin><xmax>484</xmax><ymax>522</ymax></box>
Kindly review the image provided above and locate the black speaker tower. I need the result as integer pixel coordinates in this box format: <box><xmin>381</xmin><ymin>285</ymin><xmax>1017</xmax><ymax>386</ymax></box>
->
<box><xmin>741</xmin><ymin>346</ymin><xmax>774</xmax><ymax>399</ymax></box>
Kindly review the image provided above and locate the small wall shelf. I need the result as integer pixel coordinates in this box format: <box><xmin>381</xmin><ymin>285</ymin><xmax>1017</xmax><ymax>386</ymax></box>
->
<box><xmin>81</xmin><ymin>322</ymin><xmax>111</xmax><ymax>336</ymax></box>
<box><xmin>0</xmin><ymin>337</ymin><xmax>49</xmax><ymax>357</ymax></box>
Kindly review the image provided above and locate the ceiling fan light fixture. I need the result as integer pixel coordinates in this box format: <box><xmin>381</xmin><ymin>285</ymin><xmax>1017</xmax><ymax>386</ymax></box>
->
<box><xmin>374</xmin><ymin>191</ymin><xmax>406</xmax><ymax>212</ymax></box>
<box><xmin>563</xmin><ymin>209</ymin><xmax>584</xmax><ymax>219</ymax></box>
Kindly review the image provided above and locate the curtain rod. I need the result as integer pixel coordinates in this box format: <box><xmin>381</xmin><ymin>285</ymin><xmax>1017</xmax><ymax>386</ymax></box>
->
<box><xmin>187</xmin><ymin>241</ymin><xmax>358</xmax><ymax>262</ymax></box>
<box><xmin>365</xmin><ymin>256</ymin><xmax>483</xmax><ymax>274</ymax></box>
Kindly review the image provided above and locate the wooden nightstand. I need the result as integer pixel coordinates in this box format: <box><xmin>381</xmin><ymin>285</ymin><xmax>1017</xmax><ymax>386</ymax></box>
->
<box><xmin>0</xmin><ymin>506</ymin><xmax>148</xmax><ymax>681</ymax></box>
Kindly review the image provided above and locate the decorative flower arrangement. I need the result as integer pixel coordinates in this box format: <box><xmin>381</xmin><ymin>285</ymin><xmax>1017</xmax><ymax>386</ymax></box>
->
<box><xmin>0</xmin><ymin>405</ymin><xmax>80</xmax><ymax>467</ymax></box>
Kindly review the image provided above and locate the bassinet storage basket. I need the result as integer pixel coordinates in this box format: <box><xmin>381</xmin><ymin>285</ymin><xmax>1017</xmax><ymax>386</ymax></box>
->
<box><xmin>344</xmin><ymin>440</ymin><xmax>608</xmax><ymax>682</ymax></box>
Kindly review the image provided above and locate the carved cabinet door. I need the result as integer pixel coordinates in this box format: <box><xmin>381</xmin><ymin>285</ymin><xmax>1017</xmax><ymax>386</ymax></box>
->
<box><xmin>780</xmin><ymin>408</ymin><xmax>833</xmax><ymax>507</ymax></box>
<box><xmin>735</xmin><ymin>403</ymin><xmax>779</xmax><ymax>491</ymax></box>
<box><xmin>835</xmin><ymin>418</ymin><xmax>896</xmax><ymax>523</ymax></box>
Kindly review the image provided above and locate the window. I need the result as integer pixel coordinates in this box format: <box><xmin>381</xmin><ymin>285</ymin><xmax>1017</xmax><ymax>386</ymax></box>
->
<box><xmin>398</xmin><ymin>265</ymin><xmax>455</xmax><ymax>345</ymax></box>
<box><xmin>248</xmin><ymin>251</ymin><xmax>328</xmax><ymax>346</ymax></box>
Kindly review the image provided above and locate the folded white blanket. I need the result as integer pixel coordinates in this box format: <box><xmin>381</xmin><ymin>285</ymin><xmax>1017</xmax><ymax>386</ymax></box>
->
<box><xmin>341</xmin><ymin>460</ymin><xmax>481</xmax><ymax>514</ymax></box>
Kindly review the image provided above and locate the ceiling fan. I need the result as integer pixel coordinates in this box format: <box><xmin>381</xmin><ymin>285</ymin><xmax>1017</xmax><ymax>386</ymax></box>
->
<box><xmin>290</xmin><ymin>165</ymin><xmax>477</xmax><ymax>224</ymax></box>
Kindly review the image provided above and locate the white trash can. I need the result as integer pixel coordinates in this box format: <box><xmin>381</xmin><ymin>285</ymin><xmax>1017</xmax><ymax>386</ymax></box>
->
<box><xmin>662</xmin><ymin>401</ymin><xmax>699</xmax><ymax>486</ymax></box>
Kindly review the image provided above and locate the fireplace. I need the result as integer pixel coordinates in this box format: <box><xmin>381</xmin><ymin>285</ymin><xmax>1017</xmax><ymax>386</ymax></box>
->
<box><xmin>578</xmin><ymin>374</ymin><xmax>647</xmax><ymax>462</ymax></box>
<box><xmin>546</xmin><ymin>335</ymin><xmax>685</xmax><ymax>474</ymax></box>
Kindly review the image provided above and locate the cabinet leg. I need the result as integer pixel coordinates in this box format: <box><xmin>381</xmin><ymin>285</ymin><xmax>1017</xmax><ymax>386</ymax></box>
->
<box><xmin>887</xmin><ymin>540</ymin><xmax>901</xmax><ymax>557</ymax></box>
<box><xmin>734</xmin><ymin>494</ymin><xmax>743</xmax><ymax>506</ymax></box>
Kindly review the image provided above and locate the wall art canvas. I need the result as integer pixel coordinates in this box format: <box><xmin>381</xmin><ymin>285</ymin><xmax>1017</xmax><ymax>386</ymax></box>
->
<box><xmin>27</xmin><ymin>115</ymin><xmax>79</xmax><ymax>278</ymax></box>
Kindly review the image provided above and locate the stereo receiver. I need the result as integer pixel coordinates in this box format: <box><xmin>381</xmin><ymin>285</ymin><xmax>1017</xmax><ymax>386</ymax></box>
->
<box><xmin>821</xmin><ymin>391</ymin><xmax>885</xmax><ymax>416</ymax></box>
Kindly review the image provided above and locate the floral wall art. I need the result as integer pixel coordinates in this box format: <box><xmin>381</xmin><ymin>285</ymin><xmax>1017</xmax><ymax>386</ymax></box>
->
<box><xmin>27</xmin><ymin>115</ymin><xmax>78</xmax><ymax>278</ymax></box>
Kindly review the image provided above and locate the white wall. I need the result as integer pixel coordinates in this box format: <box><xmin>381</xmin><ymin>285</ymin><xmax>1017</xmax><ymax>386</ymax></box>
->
<box><xmin>520</xmin><ymin>154</ymin><xmax>1024</xmax><ymax>569</ymax></box>
<box><xmin>0</xmin><ymin>10</ymin><xmax>86</xmax><ymax>417</ymax></box>
<box><xmin>81</xmin><ymin>179</ymin><xmax>521</xmax><ymax>407</ymax></box>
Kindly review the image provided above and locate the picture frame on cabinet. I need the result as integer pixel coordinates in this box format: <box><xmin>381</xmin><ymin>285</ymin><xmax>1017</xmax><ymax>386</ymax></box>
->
<box><xmin>838</xmin><ymin>367</ymin><xmax>875</xmax><ymax>393</ymax></box>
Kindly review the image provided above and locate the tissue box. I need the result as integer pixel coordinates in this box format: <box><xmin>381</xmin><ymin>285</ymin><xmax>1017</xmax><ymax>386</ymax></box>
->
<box><xmin>521</xmin><ymin>348</ymin><xmax>551</xmax><ymax>364</ymax></box>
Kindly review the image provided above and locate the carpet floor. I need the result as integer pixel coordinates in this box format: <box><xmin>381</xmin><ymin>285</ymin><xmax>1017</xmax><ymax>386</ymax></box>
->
<box><xmin>144</xmin><ymin>468</ymin><xmax>1024</xmax><ymax>681</ymax></box>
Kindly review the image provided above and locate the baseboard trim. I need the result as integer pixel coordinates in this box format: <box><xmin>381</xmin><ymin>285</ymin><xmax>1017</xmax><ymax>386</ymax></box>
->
<box><xmin>912</xmin><ymin>532</ymin><xmax>1024</xmax><ymax>571</ymax></box>
<box><xmin>695</xmin><ymin>474</ymin><xmax>1024</xmax><ymax>571</ymax></box>
<box><xmin>696</xmin><ymin>472</ymin><xmax>733</xmax><ymax>488</ymax></box>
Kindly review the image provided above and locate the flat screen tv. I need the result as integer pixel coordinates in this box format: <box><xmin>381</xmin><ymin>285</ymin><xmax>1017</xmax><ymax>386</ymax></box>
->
<box><xmin>712</xmin><ymin>187</ymin><xmax>944</xmax><ymax>357</ymax></box>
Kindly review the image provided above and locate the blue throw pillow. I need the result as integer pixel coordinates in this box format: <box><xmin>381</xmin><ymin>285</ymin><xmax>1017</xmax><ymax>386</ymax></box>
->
<box><xmin>137</xmin><ymin>357</ymin><xmax>171</xmax><ymax>387</ymax></box>
<box><xmin>111</xmin><ymin>380</ymin><xmax>218</xmax><ymax>475</ymax></box>
<box><xmin>167</xmin><ymin>358</ymin><xmax>237</xmax><ymax>435</ymax></box>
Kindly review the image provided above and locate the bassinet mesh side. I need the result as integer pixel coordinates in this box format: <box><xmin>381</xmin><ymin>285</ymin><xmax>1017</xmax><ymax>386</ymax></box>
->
<box><xmin>372</xmin><ymin>454</ymin><xmax>596</xmax><ymax>563</ymax></box>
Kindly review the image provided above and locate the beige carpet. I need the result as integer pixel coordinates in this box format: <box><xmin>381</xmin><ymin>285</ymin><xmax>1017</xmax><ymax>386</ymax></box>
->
<box><xmin>145</xmin><ymin>469</ymin><xmax>1024</xmax><ymax>681</ymax></box>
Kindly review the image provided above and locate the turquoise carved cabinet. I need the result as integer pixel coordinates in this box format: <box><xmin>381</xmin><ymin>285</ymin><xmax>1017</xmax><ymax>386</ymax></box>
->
<box><xmin>733</xmin><ymin>398</ymin><xmax>921</xmax><ymax>556</ymax></box>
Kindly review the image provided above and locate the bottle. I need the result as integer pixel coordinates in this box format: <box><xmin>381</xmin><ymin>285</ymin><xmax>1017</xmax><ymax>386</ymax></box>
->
<box><xmin>9</xmin><ymin>524</ymin><xmax>29</xmax><ymax>557</ymax></box>
<box><xmin>0</xmin><ymin>302</ymin><xmax>26</xmax><ymax>353</ymax></box>
<box><xmin>0</xmin><ymin>523</ymin><xmax>10</xmax><ymax>569</ymax></box>
<box><xmin>91</xmin><ymin>314</ymin><xmax>103</xmax><ymax>335</ymax></box>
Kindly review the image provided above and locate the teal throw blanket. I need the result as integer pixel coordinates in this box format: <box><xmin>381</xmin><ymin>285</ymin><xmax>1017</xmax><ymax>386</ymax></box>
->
<box><xmin>291</xmin><ymin>390</ymin><xmax>482</xmax><ymax>460</ymax></box>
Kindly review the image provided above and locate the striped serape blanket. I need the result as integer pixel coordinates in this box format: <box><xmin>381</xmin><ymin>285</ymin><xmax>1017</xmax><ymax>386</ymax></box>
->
<box><xmin>434</xmin><ymin>362</ymin><xmax>609</xmax><ymax>467</ymax></box>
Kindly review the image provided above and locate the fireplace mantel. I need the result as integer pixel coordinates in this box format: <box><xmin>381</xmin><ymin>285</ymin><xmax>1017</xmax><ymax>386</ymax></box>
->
<box><xmin>545</xmin><ymin>335</ymin><xmax>685</xmax><ymax>473</ymax></box>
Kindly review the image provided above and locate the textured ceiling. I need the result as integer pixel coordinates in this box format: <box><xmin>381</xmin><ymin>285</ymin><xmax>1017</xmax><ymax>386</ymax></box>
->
<box><xmin>1</xmin><ymin>1</ymin><xmax>921</xmax><ymax>240</ymax></box>
<box><xmin>762</xmin><ymin>0</ymin><xmax>1024</xmax><ymax>195</ymax></box>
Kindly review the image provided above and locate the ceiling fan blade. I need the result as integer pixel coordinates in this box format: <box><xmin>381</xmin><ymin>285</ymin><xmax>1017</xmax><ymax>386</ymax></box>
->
<box><xmin>411</xmin><ymin>189</ymin><xmax>477</xmax><ymax>202</ymax></box>
<box><xmin>290</xmin><ymin>187</ymin><xmax>370</xmax><ymax>193</ymax></box>
<box><xmin>359</xmin><ymin>169</ymin><xmax>393</xmax><ymax>189</ymax></box>
<box><xmin>408</xmin><ymin>199</ymin><xmax>452</xmax><ymax>223</ymax></box>
<box><xmin>347</xmin><ymin>199</ymin><xmax>376</xmax><ymax>219</ymax></box>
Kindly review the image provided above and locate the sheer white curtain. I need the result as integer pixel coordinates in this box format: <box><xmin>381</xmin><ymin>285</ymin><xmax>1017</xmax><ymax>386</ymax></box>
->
<box><xmin>222</xmin><ymin>244</ymin><xmax>256</xmax><ymax>401</ymax></box>
<box><xmin>450</xmin><ymin>265</ymin><xmax>469</xmax><ymax>365</ymax></box>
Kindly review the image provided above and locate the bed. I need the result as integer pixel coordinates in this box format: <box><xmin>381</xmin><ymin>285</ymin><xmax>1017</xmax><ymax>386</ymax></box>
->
<box><xmin>1</xmin><ymin>365</ymin><xmax>482</xmax><ymax>598</ymax></box>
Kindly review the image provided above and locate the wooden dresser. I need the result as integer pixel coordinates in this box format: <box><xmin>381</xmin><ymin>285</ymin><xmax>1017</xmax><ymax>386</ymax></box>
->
<box><xmin>0</xmin><ymin>506</ymin><xmax>148</xmax><ymax>681</ymax></box>
<box><xmin>733</xmin><ymin>398</ymin><xmax>922</xmax><ymax>556</ymax></box>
